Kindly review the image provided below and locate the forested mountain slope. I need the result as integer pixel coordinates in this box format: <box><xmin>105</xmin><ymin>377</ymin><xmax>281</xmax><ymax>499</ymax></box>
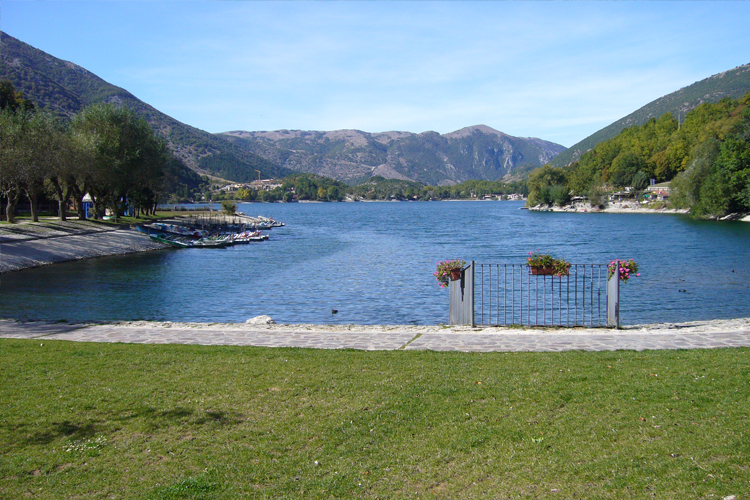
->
<box><xmin>0</xmin><ymin>31</ymin><xmax>290</xmax><ymax>183</ymax></box>
<box><xmin>549</xmin><ymin>63</ymin><xmax>750</xmax><ymax>168</ymax></box>
<box><xmin>529</xmin><ymin>93</ymin><xmax>750</xmax><ymax>219</ymax></box>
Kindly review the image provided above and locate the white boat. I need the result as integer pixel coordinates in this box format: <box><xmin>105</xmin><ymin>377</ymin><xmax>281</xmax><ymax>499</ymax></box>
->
<box><xmin>231</xmin><ymin>230</ymin><xmax>269</xmax><ymax>243</ymax></box>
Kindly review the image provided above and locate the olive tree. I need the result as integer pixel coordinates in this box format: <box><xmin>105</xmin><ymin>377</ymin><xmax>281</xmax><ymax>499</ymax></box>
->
<box><xmin>69</xmin><ymin>103</ymin><xmax>167</xmax><ymax>221</ymax></box>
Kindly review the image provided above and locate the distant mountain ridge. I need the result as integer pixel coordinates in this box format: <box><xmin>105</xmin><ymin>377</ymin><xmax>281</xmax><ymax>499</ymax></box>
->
<box><xmin>223</xmin><ymin>125</ymin><xmax>566</xmax><ymax>185</ymax></box>
<box><xmin>549</xmin><ymin>62</ymin><xmax>750</xmax><ymax>168</ymax></box>
<box><xmin>0</xmin><ymin>31</ymin><xmax>290</xmax><ymax>183</ymax></box>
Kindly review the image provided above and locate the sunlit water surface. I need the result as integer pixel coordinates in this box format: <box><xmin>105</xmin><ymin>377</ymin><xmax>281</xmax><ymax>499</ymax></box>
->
<box><xmin>2</xmin><ymin>201</ymin><xmax>749</xmax><ymax>325</ymax></box>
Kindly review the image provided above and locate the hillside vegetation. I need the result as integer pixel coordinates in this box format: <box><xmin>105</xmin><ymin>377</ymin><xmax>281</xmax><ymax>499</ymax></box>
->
<box><xmin>211</xmin><ymin>173</ymin><xmax>527</xmax><ymax>204</ymax></box>
<box><xmin>0</xmin><ymin>31</ymin><xmax>290</xmax><ymax>183</ymax></box>
<box><xmin>0</xmin><ymin>79</ymin><xmax>206</xmax><ymax>222</ymax></box>
<box><xmin>550</xmin><ymin>63</ymin><xmax>750</xmax><ymax>168</ymax></box>
<box><xmin>528</xmin><ymin>93</ymin><xmax>750</xmax><ymax>218</ymax></box>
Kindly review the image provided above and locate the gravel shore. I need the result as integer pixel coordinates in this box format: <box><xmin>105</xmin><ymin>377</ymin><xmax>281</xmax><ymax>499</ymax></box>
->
<box><xmin>0</xmin><ymin>220</ymin><xmax>168</xmax><ymax>273</ymax></box>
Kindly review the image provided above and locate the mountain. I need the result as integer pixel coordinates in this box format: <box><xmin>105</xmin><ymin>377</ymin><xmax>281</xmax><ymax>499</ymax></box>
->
<box><xmin>0</xmin><ymin>31</ymin><xmax>564</xmax><ymax>186</ymax></box>
<box><xmin>222</xmin><ymin>125</ymin><xmax>566</xmax><ymax>185</ymax></box>
<box><xmin>0</xmin><ymin>31</ymin><xmax>291</xmax><ymax>183</ymax></box>
<box><xmin>549</xmin><ymin>62</ymin><xmax>750</xmax><ymax>168</ymax></box>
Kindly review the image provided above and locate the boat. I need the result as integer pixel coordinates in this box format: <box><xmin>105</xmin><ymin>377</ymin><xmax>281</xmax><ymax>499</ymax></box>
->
<box><xmin>255</xmin><ymin>215</ymin><xmax>286</xmax><ymax>229</ymax></box>
<box><xmin>248</xmin><ymin>221</ymin><xmax>274</xmax><ymax>231</ymax></box>
<box><xmin>139</xmin><ymin>223</ymin><xmax>205</xmax><ymax>239</ymax></box>
<box><xmin>191</xmin><ymin>235</ymin><xmax>232</xmax><ymax>248</ymax></box>
<box><xmin>148</xmin><ymin>233</ymin><xmax>192</xmax><ymax>248</ymax></box>
<box><xmin>231</xmin><ymin>230</ymin><xmax>269</xmax><ymax>244</ymax></box>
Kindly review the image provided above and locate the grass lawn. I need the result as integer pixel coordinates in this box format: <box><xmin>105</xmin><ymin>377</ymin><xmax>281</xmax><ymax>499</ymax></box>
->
<box><xmin>1</xmin><ymin>340</ymin><xmax>748</xmax><ymax>499</ymax></box>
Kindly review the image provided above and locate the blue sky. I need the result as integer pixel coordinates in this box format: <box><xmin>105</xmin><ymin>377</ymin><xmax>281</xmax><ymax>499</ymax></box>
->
<box><xmin>2</xmin><ymin>1</ymin><xmax>749</xmax><ymax>147</ymax></box>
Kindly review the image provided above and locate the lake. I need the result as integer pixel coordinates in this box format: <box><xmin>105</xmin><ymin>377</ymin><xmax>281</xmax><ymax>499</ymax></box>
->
<box><xmin>1</xmin><ymin>200</ymin><xmax>749</xmax><ymax>326</ymax></box>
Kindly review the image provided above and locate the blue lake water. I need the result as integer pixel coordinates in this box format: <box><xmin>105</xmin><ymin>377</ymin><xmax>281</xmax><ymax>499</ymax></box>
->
<box><xmin>1</xmin><ymin>200</ymin><xmax>749</xmax><ymax>325</ymax></box>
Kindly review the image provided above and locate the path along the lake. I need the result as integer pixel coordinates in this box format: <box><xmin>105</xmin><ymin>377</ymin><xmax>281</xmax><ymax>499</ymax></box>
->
<box><xmin>2</xmin><ymin>318</ymin><xmax>749</xmax><ymax>352</ymax></box>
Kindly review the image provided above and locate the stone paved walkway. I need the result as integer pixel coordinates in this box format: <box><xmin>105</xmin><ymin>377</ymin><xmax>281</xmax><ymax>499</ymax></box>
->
<box><xmin>2</xmin><ymin>320</ymin><xmax>749</xmax><ymax>352</ymax></box>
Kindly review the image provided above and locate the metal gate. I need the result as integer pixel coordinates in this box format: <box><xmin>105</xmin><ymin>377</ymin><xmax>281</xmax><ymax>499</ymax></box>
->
<box><xmin>449</xmin><ymin>262</ymin><xmax>620</xmax><ymax>328</ymax></box>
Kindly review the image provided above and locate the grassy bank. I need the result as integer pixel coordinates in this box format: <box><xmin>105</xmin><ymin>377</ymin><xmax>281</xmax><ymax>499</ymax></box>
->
<box><xmin>1</xmin><ymin>340</ymin><xmax>748</xmax><ymax>499</ymax></box>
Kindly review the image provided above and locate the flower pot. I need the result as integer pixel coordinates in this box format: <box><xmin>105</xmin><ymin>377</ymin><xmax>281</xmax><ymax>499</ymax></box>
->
<box><xmin>449</xmin><ymin>268</ymin><xmax>462</xmax><ymax>281</ymax></box>
<box><xmin>530</xmin><ymin>266</ymin><xmax>555</xmax><ymax>276</ymax></box>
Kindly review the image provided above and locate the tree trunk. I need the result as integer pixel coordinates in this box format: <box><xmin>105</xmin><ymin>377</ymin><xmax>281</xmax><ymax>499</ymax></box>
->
<box><xmin>29</xmin><ymin>190</ymin><xmax>39</xmax><ymax>222</ymax></box>
<box><xmin>49</xmin><ymin>177</ymin><xmax>68</xmax><ymax>221</ymax></box>
<box><xmin>90</xmin><ymin>191</ymin><xmax>103</xmax><ymax>220</ymax></box>
<box><xmin>5</xmin><ymin>190</ymin><xmax>20</xmax><ymax>223</ymax></box>
<box><xmin>24</xmin><ymin>181</ymin><xmax>44</xmax><ymax>223</ymax></box>
<box><xmin>69</xmin><ymin>182</ymin><xmax>87</xmax><ymax>220</ymax></box>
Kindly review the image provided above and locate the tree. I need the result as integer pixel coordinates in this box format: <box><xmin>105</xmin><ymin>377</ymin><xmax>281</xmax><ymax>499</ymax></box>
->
<box><xmin>587</xmin><ymin>180</ymin><xmax>607</xmax><ymax>208</ymax></box>
<box><xmin>0</xmin><ymin>108</ymin><xmax>30</xmax><ymax>222</ymax></box>
<box><xmin>670</xmin><ymin>138</ymin><xmax>719</xmax><ymax>210</ymax></box>
<box><xmin>608</xmin><ymin>151</ymin><xmax>646</xmax><ymax>189</ymax></box>
<box><xmin>23</xmin><ymin>111</ymin><xmax>64</xmax><ymax>221</ymax></box>
<box><xmin>527</xmin><ymin>165</ymin><xmax>567</xmax><ymax>206</ymax></box>
<box><xmin>630</xmin><ymin>170</ymin><xmax>649</xmax><ymax>202</ymax></box>
<box><xmin>0</xmin><ymin>80</ymin><xmax>34</xmax><ymax>113</ymax></box>
<box><xmin>221</xmin><ymin>200</ymin><xmax>237</xmax><ymax>215</ymax></box>
<box><xmin>549</xmin><ymin>184</ymin><xmax>571</xmax><ymax>207</ymax></box>
<box><xmin>69</xmin><ymin>104</ymin><xmax>168</xmax><ymax>221</ymax></box>
<box><xmin>0</xmin><ymin>82</ymin><xmax>47</xmax><ymax>222</ymax></box>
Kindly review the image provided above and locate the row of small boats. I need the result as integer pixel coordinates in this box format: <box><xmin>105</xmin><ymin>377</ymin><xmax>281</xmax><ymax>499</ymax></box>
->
<box><xmin>137</xmin><ymin>223</ymin><xmax>272</xmax><ymax>249</ymax></box>
<box><xmin>246</xmin><ymin>215</ymin><xmax>285</xmax><ymax>230</ymax></box>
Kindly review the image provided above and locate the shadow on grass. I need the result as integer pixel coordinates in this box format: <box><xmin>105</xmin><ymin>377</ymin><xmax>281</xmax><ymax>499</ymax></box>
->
<box><xmin>113</xmin><ymin>406</ymin><xmax>243</xmax><ymax>431</ymax></box>
<box><xmin>20</xmin><ymin>420</ymin><xmax>99</xmax><ymax>446</ymax></box>
<box><xmin>7</xmin><ymin>406</ymin><xmax>241</xmax><ymax>448</ymax></box>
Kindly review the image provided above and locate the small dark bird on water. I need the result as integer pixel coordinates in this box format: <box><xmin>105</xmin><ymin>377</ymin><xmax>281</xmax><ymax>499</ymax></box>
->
<box><xmin>332</xmin><ymin>309</ymin><xmax>338</xmax><ymax>314</ymax></box>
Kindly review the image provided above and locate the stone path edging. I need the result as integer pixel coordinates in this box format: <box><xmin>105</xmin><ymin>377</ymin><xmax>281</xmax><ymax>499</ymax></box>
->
<box><xmin>1</xmin><ymin>320</ymin><xmax>749</xmax><ymax>353</ymax></box>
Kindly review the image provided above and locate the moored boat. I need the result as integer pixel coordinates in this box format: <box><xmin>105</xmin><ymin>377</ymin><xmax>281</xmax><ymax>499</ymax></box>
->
<box><xmin>139</xmin><ymin>223</ymin><xmax>205</xmax><ymax>239</ymax></box>
<box><xmin>148</xmin><ymin>233</ymin><xmax>192</xmax><ymax>248</ymax></box>
<box><xmin>231</xmin><ymin>230</ymin><xmax>269</xmax><ymax>243</ymax></box>
<box><xmin>191</xmin><ymin>235</ymin><xmax>232</xmax><ymax>248</ymax></box>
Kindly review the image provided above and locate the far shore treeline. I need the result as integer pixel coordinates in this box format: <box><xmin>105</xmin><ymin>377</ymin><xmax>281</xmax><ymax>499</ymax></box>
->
<box><xmin>527</xmin><ymin>93</ymin><xmax>750</xmax><ymax>219</ymax></box>
<box><xmin>207</xmin><ymin>175</ymin><xmax>528</xmax><ymax>204</ymax></box>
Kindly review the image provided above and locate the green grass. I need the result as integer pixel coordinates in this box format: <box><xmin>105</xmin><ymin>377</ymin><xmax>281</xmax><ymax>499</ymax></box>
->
<box><xmin>1</xmin><ymin>340</ymin><xmax>748</xmax><ymax>499</ymax></box>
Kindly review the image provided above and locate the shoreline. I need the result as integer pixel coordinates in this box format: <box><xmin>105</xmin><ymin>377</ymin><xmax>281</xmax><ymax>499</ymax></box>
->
<box><xmin>528</xmin><ymin>200</ymin><xmax>750</xmax><ymax>219</ymax></box>
<box><xmin>0</xmin><ymin>221</ymin><xmax>168</xmax><ymax>274</ymax></box>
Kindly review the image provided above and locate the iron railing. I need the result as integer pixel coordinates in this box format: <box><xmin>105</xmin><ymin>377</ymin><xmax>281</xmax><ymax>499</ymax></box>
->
<box><xmin>449</xmin><ymin>262</ymin><xmax>619</xmax><ymax>328</ymax></box>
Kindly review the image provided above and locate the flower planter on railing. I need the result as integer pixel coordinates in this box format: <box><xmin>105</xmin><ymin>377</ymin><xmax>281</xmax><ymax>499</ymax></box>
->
<box><xmin>434</xmin><ymin>259</ymin><xmax>467</xmax><ymax>289</ymax></box>
<box><xmin>529</xmin><ymin>266</ymin><xmax>556</xmax><ymax>276</ymax></box>
<box><xmin>527</xmin><ymin>251</ymin><xmax>570</xmax><ymax>276</ymax></box>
